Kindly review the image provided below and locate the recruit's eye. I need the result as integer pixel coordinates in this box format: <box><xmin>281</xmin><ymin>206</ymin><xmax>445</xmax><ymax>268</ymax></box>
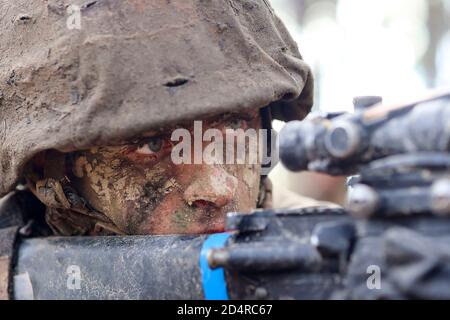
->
<box><xmin>227</xmin><ymin>119</ymin><xmax>245</xmax><ymax>130</ymax></box>
<box><xmin>136</xmin><ymin>137</ymin><xmax>163</xmax><ymax>155</ymax></box>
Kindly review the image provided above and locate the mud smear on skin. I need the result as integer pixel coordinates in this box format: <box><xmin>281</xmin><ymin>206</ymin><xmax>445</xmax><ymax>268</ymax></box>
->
<box><xmin>104</xmin><ymin>161</ymin><xmax>178</xmax><ymax>233</ymax></box>
<box><xmin>128</xmin><ymin>174</ymin><xmax>179</xmax><ymax>231</ymax></box>
<box><xmin>171</xmin><ymin>209</ymin><xmax>192</xmax><ymax>232</ymax></box>
<box><xmin>170</xmin><ymin>204</ymin><xmax>230</xmax><ymax>235</ymax></box>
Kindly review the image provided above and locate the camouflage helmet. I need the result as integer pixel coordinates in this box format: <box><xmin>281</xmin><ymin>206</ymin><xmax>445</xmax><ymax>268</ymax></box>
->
<box><xmin>0</xmin><ymin>0</ymin><xmax>313</xmax><ymax>197</ymax></box>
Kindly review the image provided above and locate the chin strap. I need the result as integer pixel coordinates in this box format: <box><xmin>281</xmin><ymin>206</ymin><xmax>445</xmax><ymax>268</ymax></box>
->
<box><xmin>0</xmin><ymin>226</ymin><xmax>19</xmax><ymax>300</ymax></box>
<box><xmin>28</xmin><ymin>150</ymin><xmax>124</xmax><ymax>236</ymax></box>
<box><xmin>257</xmin><ymin>177</ymin><xmax>273</xmax><ymax>209</ymax></box>
<box><xmin>256</xmin><ymin>107</ymin><xmax>275</xmax><ymax>209</ymax></box>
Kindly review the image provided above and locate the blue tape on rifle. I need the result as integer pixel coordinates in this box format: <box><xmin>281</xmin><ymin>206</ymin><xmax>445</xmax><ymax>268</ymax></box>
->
<box><xmin>200</xmin><ymin>232</ymin><xmax>231</xmax><ymax>300</ymax></box>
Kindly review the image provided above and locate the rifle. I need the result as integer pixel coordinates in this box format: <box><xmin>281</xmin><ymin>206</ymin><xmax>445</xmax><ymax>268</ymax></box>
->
<box><xmin>279</xmin><ymin>88</ymin><xmax>450</xmax><ymax>299</ymax></box>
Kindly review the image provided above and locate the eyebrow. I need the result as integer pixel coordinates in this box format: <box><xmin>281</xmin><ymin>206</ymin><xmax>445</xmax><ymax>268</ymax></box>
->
<box><xmin>133</xmin><ymin>111</ymin><xmax>258</xmax><ymax>142</ymax></box>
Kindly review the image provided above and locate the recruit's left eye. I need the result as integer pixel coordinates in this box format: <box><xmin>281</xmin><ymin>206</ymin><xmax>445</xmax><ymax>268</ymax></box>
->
<box><xmin>136</xmin><ymin>137</ymin><xmax>163</xmax><ymax>155</ymax></box>
<box><xmin>227</xmin><ymin>119</ymin><xmax>245</xmax><ymax>130</ymax></box>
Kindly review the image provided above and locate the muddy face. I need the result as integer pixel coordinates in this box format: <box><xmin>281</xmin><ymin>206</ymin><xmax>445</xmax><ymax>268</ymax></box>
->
<box><xmin>69</xmin><ymin>112</ymin><xmax>262</xmax><ymax>235</ymax></box>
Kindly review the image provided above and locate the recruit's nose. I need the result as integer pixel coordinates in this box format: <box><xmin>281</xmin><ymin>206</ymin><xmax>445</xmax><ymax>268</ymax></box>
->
<box><xmin>183</xmin><ymin>165</ymin><xmax>238</xmax><ymax>208</ymax></box>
